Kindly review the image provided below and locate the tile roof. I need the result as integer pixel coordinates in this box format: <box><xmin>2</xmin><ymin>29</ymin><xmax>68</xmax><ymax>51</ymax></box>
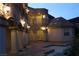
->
<box><xmin>49</xmin><ymin>17</ymin><xmax>74</xmax><ymax>28</ymax></box>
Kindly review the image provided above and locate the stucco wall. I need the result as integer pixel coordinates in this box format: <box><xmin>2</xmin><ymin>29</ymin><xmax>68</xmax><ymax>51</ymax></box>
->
<box><xmin>48</xmin><ymin>28</ymin><xmax>63</xmax><ymax>42</ymax></box>
<box><xmin>10</xmin><ymin>30</ymin><xmax>18</xmax><ymax>53</ymax></box>
<box><xmin>29</xmin><ymin>30</ymin><xmax>45</xmax><ymax>42</ymax></box>
<box><xmin>48</xmin><ymin>28</ymin><xmax>74</xmax><ymax>44</ymax></box>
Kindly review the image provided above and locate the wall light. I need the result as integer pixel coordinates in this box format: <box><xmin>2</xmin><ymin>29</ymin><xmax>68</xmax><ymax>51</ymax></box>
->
<box><xmin>4</xmin><ymin>5</ymin><xmax>11</xmax><ymax>13</ymax></box>
<box><xmin>20</xmin><ymin>20</ymin><xmax>26</xmax><ymax>27</ymax></box>
<box><xmin>27</xmin><ymin>25</ymin><xmax>30</xmax><ymax>29</ymax></box>
<box><xmin>26</xmin><ymin>8</ymin><xmax>29</xmax><ymax>14</ymax></box>
<box><xmin>43</xmin><ymin>15</ymin><xmax>46</xmax><ymax>18</ymax></box>
<box><xmin>41</xmin><ymin>26</ymin><xmax>46</xmax><ymax>30</ymax></box>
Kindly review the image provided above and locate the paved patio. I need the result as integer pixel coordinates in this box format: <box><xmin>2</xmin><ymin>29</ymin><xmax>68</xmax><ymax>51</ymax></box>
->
<box><xmin>9</xmin><ymin>41</ymin><xmax>71</xmax><ymax>56</ymax></box>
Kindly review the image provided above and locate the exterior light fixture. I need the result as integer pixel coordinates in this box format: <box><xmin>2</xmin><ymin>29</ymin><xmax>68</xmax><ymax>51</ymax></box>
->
<box><xmin>27</xmin><ymin>25</ymin><xmax>30</xmax><ymax>29</ymax></box>
<box><xmin>0</xmin><ymin>3</ymin><xmax>4</xmax><ymax>15</ymax></box>
<box><xmin>3</xmin><ymin>5</ymin><xmax>11</xmax><ymax>19</ymax></box>
<box><xmin>26</xmin><ymin>8</ymin><xmax>29</xmax><ymax>14</ymax></box>
<box><xmin>4</xmin><ymin>5</ymin><xmax>11</xmax><ymax>13</ymax></box>
<box><xmin>41</xmin><ymin>26</ymin><xmax>46</xmax><ymax>30</ymax></box>
<box><xmin>43</xmin><ymin>15</ymin><xmax>46</xmax><ymax>18</ymax></box>
<box><xmin>20</xmin><ymin>20</ymin><xmax>26</xmax><ymax>27</ymax></box>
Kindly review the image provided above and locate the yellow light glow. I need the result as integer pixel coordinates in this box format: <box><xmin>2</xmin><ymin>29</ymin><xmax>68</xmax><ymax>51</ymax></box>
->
<box><xmin>4</xmin><ymin>6</ymin><xmax>11</xmax><ymax>14</ymax></box>
<box><xmin>43</xmin><ymin>15</ymin><xmax>45</xmax><ymax>18</ymax></box>
<box><xmin>20</xmin><ymin>20</ymin><xmax>26</xmax><ymax>27</ymax></box>
<box><xmin>41</xmin><ymin>27</ymin><xmax>46</xmax><ymax>30</ymax></box>
<box><xmin>4</xmin><ymin>6</ymin><xmax>10</xmax><ymax>11</ymax></box>
<box><xmin>26</xmin><ymin>8</ymin><xmax>29</xmax><ymax>14</ymax></box>
<box><xmin>0</xmin><ymin>3</ymin><xmax>4</xmax><ymax>15</ymax></box>
<box><xmin>27</xmin><ymin>25</ymin><xmax>30</xmax><ymax>29</ymax></box>
<box><xmin>3</xmin><ymin>5</ymin><xmax>11</xmax><ymax>19</ymax></box>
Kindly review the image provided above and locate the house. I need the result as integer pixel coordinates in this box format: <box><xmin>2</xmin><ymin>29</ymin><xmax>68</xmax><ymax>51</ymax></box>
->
<box><xmin>0</xmin><ymin>3</ymin><xmax>75</xmax><ymax>56</ymax></box>
<box><xmin>48</xmin><ymin>17</ymin><xmax>74</xmax><ymax>45</ymax></box>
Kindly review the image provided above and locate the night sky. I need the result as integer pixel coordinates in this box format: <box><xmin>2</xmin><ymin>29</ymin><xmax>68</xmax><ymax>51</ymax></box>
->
<box><xmin>28</xmin><ymin>3</ymin><xmax>79</xmax><ymax>20</ymax></box>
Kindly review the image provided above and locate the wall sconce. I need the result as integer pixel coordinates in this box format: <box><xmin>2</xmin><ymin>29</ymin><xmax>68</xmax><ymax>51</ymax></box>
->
<box><xmin>0</xmin><ymin>3</ymin><xmax>11</xmax><ymax>18</ymax></box>
<box><xmin>20</xmin><ymin>19</ymin><xmax>26</xmax><ymax>27</ymax></box>
<box><xmin>27</xmin><ymin>25</ymin><xmax>30</xmax><ymax>29</ymax></box>
<box><xmin>4</xmin><ymin>6</ymin><xmax>11</xmax><ymax>13</ymax></box>
<box><xmin>43</xmin><ymin>15</ymin><xmax>46</xmax><ymax>19</ymax></box>
<box><xmin>41</xmin><ymin>26</ymin><xmax>48</xmax><ymax>31</ymax></box>
<box><xmin>26</xmin><ymin>8</ymin><xmax>30</xmax><ymax>14</ymax></box>
<box><xmin>41</xmin><ymin>26</ymin><xmax>46</xmax><ymax>30</ymax></box>
<box><xmin>0</xmin><ymin>3</ymin><xmax>4</xmax><ymax>15</ymax></box>
<box><xmin>3</xmin><ymin>5</ymin><xmax>11</xmax><ymax>19</ymax></box>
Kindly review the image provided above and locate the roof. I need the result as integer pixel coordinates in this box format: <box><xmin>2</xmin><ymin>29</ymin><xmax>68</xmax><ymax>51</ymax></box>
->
<box><xmin>48</xmin><ymin>14</ymin><xmax>55</xmax><ymax>25</ymax></box>
<box><xmin>68</xmin><ymin>17</ymin><xmax>79</xmax><ymax>27</ymax></box>
<box><xmin>68</xmin><ymin>17</ymin><xmax>79</xmax><ymax>23</ymax></box>
<box><xmin>48</xmin><ymin>17</ymin><xmax>74</xmax><ymax>28</ymax></box>
<box><xmin>28</xmin><ymin>6</ymin><xmax>48</xmax><ymax>14</ymax></box>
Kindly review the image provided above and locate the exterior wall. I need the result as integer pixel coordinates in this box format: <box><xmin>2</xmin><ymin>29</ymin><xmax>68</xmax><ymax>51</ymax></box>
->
<box><xmin>6</xmin><ymin>28</ymin><xmax>11</xmax><ymax>54</ymax></box>
<box><xmin>8</xmin><ymin>30</ymin><xmax>29</xmax><ymax>54</ymax></box>
<box><xmin>48</xmin><ymin>28</ymin><xmax>63</xmax><ymax>42</ymax></box>
<box><xmin>37</xmin><ymin>30</ymin><xmax>45</xmax><ymax>41</ymax></box>
<box><xmin>48</xmin><ymin>27</ymin><xmax>74</xmax><ymax>45</ymax></box>
<box><xmin>62</xmin><ymin>28</ymin><xmax>74</xmax><ymax>43</ymax></box>
<box><xmin>29</xmin><ymin>30</ymin><xmax>45</xmax><ymax>42</ymax></box>
<box><xmin>23</xmin><ymin>31</ymin><xmax>29</xmax><ymax>46</ymax></box>
<box><xmin>28</xmin><ymin>8</ymin><xmax>48</xmax><ymax>27</ymax></box>
<box><xmin>17</xmin><ymin>31</ymin><xmax>24</xmax><ymax>50</ymax></box>
<box><xmin>10</xmin><ymin>30</ymin><xmax>18</xmax><ymax>54</ymax></box>
<box><xmin>29</xmin><ymin>30</ymin><xmax>38</xmax><ymax>41</ymax></box>
<box><xmin>28</xmin><ymin>8</ymin><xmax>48</xmax><ymax>42</ymax></box>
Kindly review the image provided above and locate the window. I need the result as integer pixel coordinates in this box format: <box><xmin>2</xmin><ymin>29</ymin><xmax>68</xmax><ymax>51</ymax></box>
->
<box><xmin>64</xmin><ymin>28</ymin><xmax>70</xmax><ymax>36</ymax></box>
<box><xmin>64</xmin><ymin>32</ymin><xmax>69</xmax><ymax>36</ymax></box>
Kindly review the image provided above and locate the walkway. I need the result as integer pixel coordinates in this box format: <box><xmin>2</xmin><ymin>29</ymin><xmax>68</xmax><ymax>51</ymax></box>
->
<box><xmin>12</xmin><ymin>41</ymin><xmax>71</xmax><ymax>56</ymax></box>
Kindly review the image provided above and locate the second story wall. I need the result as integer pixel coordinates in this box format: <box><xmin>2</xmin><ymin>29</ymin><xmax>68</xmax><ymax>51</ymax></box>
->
<box><xmin>28</xmin><ymin>7</ymin><xmax>48</xmax><ymax>31</ymax></box>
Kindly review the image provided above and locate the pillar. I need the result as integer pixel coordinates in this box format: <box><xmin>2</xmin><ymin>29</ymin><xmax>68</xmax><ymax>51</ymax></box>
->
<box><xmin>10</xmin><ymin>30</ymin><xmax>18</xmax><ymax>54</ymax></box>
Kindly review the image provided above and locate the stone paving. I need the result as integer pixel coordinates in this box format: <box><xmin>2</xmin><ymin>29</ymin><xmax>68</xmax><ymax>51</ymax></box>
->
<box><xmin>11</xmin><ymin>41</ymin><xmax>71</xmax><ymax>56</ymax></box>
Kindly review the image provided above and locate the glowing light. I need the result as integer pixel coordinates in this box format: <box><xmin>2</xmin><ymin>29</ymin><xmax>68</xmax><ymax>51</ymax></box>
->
<box><xmin>5</xmin><ymin>6</ymin><xmax>10</xmax><ymax>11</ymax></box>
<box><xmin>43</xmin><ymin>15</ymin><xmax>45</xmax><ymax>18</ymax></box>
<box><xmin>26</xmin><ymin>8</ymin><xmax>29</xmax><ymax>14</ymax></box>
<box><xmin>4</xmin><ymin>6</ymin><xmax>11</xmax><ymax>13</ymax></box>
<box><xmin>0</xmin><ymin>4</ymin><xmax>11</xmax><ymax>18</ymax></box>
<box><xmin>27</xmin><ymin>25</ymin><xmax>30</xmax><ymax>29</ymax></box>
<box><xmin>41</xmin><ymin>27</ymin><xmax>46</xmax><ymax>30</ymax></box>
<box><xmin>20</xmin><ymin>20</ymin><xmax>26</xmax><ymax>27</ymax></box>
<box><xmin>0</xmin><ymin>3</ymin><xmax>5</xmax><ymax>15</ymax></box>
<box><xmin>3</xmin><ymin>5</ymin><xmax>11</xmax><ymax>19</ymax></box>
